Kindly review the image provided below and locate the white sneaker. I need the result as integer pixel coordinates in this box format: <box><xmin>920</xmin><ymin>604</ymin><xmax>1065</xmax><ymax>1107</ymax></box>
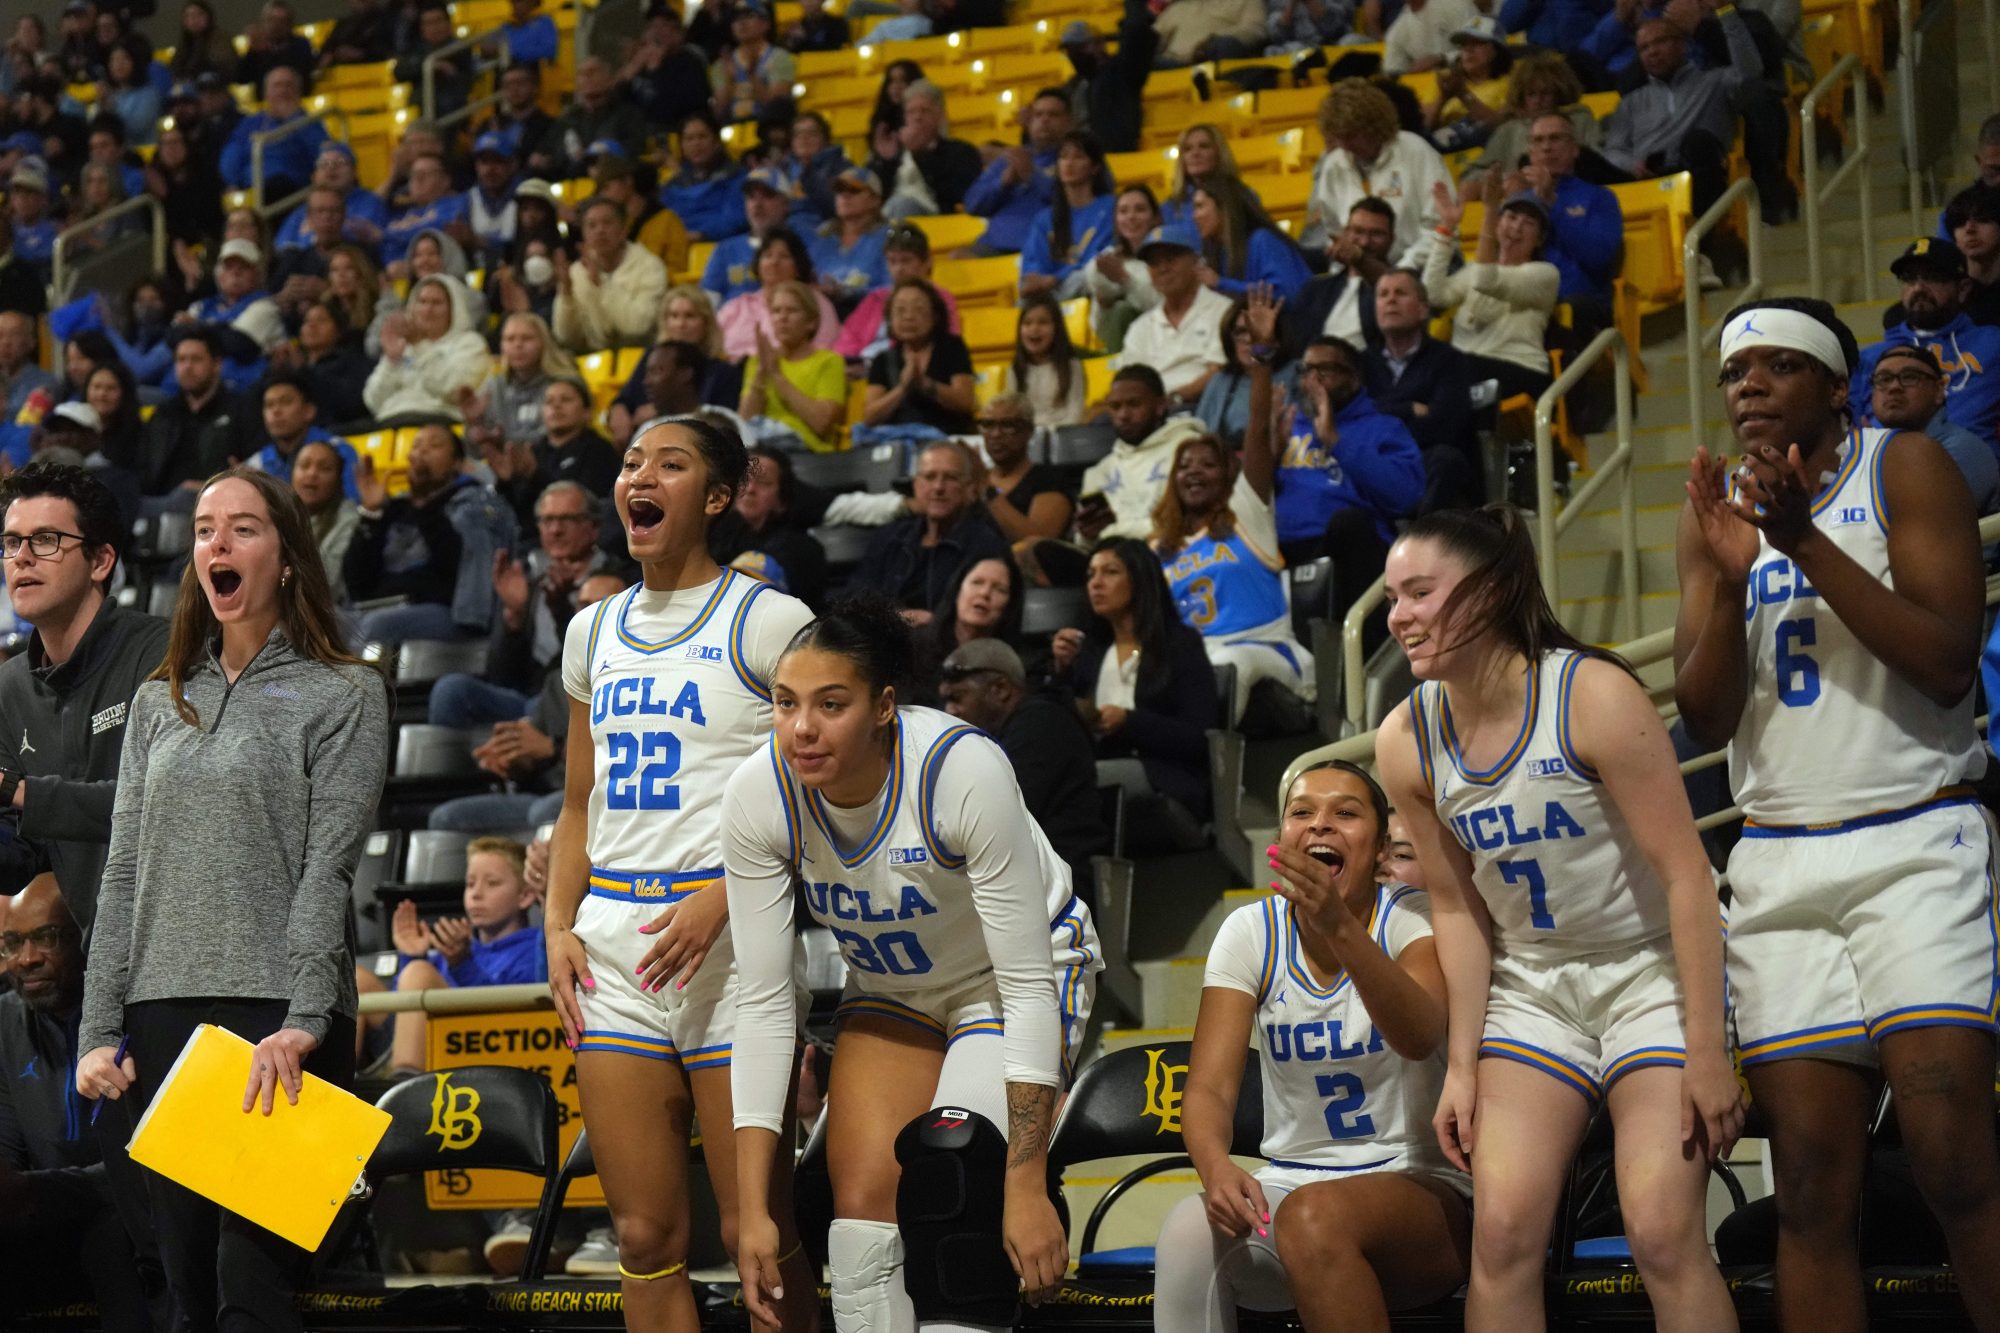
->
<box><xmin>483</xmin><ymin>1210</ymin><xmax>535</xmax><ymax>1277</ymax></box>
<box><xmin>566</xmin><ymin>1226</ymin><xmax>620</xmax><ymax>1276</ymax></box>
<box><xmin>1696</xmin><ymin>253</ymin><xmax>1724</xmax><ymax>291</ymax></box>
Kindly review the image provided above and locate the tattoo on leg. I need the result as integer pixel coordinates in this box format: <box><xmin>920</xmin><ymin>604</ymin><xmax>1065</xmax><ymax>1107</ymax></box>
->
<box><xmin>1005</xmin><ymin>1081</ymin><xmax>1054</xmax><ymax>1172</ymax></box>
<box><xmin>1893</xmin><ymin>1059</ymin><xmax>1960</xmax><ymax>1102</ymax></box>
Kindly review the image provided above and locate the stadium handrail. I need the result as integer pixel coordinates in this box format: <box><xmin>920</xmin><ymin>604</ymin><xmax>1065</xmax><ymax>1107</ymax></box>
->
<box><xmin>50</xmin><ymin>194</ymin><xmax>166</xmax><ymax>305</ymax></box>
<box><xmin>252</xmin><ymin>107</ymin><xmax>353</xmax><ymax>214</ymax></box>
<box><xmin>1802</xmin><ymin>53</ymin><xmax>1875</xmax><ymax>304</ymax></box>
<box><xmin>1895</xmin><ymin>0</ymin><xmax>1923</xmax><ymax>229</ymax></box>
<box><xmin>1334</xmin><ymin>325</ymin><xmax>1639</xmax><ymax>735</ymax></box>
<box><xmin>1683</xmin><ymin>176</ymin><xmax>1765</xmax><ymax>458</ymax></box>
<box><xmin>357</xmin><ymin>980</ymin><xmax>548</xmax><ymax>1015</ymax></box>
<box><xmin>425</xmin><ymin>25</ymin><xmax>510</xmax><ymax>126</ymax></box>
<box><xmin>1282</xmin><ymin>510</ymin><xmax>2000</xmax><ymax>841</ymax></box>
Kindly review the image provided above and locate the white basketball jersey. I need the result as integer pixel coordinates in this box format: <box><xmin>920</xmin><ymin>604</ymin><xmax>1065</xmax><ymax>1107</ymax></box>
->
<box><xmin>766</xmin><ymin>706</ymin><xmax>1078</xmax><ymax>991</ymax></box>
<box><xmin>1731</xmin><ymin>427</ymin><xmax>1985</xmax><ymax>824</ymax></box>
<box><xmin>1411</xmin><ymin>649</ymin><xmax>1671</xmax><ymax>960</ymax></box>
<box><xmin>1208</xmin><ymin>889</ymin><xmax>1460</xmax><ymax>1179</ymax></box>
<box><xmin>561</xmin><ymin>570</ymin><xmax>813</xmax><ymax>882</ymax></box>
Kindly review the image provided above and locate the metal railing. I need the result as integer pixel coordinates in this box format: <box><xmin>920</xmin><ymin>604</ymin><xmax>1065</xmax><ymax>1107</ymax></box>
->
<box><xmin>1283</xmin><ymin>511</ymin><xmax>2000</xmax><ymax>833</ymax></box>
<box><xmin>424</xmin><ymin>27</ymin><xmax>509</xmax><ymax>125</ymax></box>
<box><xmin>50</xmin><ymin>194</ymin><xmax>166</xmax><ymax>304</ymax></box>
<box><xmin>1896</xmin><ymin>0</ymin><xmax>1923</xmax><ymax>230</ymax></box>
<box><xmin>1801</xmin><ymin>53</ymin><xmax>1875</xmax><ymax>303</ymax></box>
<box><xmin>1329</xmin><ymin>328</ymin><xmax>1639</xmax><ymax>736</ymax></box>
<box><xmin>1683</xmin><ymin>177</ymin><xmax>1765</xmax><ymax>459</ymax></box>
<box><xmin>1985</xmin><ymin>0</ymin><xmax>1999</xmax><ymax>115</ymax></box>
<box><xmin>251</xmin><ymin>108</ymin><xmax>352</xmax><ymax>212</ymax></box>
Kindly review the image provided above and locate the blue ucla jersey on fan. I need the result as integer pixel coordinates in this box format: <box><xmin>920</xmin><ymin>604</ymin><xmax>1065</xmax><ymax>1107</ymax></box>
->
<box><xmin>1732</xmin><ymin>427</ymin><xmax>1985</xmax><ymax>824</ymax></box>
<box><xmin>562</xmin><ymin>570</ymin><xmax>809</xmax><ymax>887</ymax></box>
<box><xmin>763</xmin><ymin>706</ymin><xmax>1082</xmax><ymax>989</ymax></box>
<box><xmin>1159</xmin><ymin>489</ymin><xmax>1290</xmax><ymax>642</ymax></box>
<box><xmin>1410</xmin><ymin>649</ymin><xmax>1672</xmax><ymax>960</ymax></box>
<box><xmin>1209</xmin><ymin>889</ymin><xmax>1460</xmax><ymax>1178</ymax></box>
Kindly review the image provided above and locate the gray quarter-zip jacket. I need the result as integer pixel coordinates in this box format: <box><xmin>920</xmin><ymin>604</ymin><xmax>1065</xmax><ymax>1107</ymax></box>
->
<box><xmin>79</xmin><ymin>628</ymin><xmax>389</xmax><ymax>1053</ymax></box>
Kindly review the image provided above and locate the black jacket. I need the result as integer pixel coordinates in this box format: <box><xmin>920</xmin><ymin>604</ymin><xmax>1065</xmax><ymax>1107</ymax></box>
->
<box><xmin>0</xmin><ymin>993</ymin><xmax>96</xmax><ymax>1176</ymax></box>
<box><xmin>1280</xmin><ymin>269</ymin><xmax>1381</xmax><ymax>360</ymax></box>
<box><xmin>870</xmin><ymin>137</ymin><xmax>985</xmax><ymax>214</ymax></box>
<box><xmin>1364</xmin><ymin>335</ymin><xmax>1480</xmax><ymax>462</ymax></box>
<box><xmin>1065</xmin><ymin>0</ymin><xmax>1158</xmax><ymax>154</ymax></box>
<box><xmin>138</xmin><ymin>387</ymin><xmax>257</xmax><ymax>496</ymax></box>
<box><xmin>849</xmin><ymin>510</ymin><xmax>1010</xmax><ymax>613</ymax></box>
<box><xmin>0</xmin><ymin>601</ymin><xmax>170</xmax><ymax>939</ymax></box>
<box><xmin>1062</xmin><ymin>624</ymin><xmax>1217</xmax><ymax>815</ymax></box>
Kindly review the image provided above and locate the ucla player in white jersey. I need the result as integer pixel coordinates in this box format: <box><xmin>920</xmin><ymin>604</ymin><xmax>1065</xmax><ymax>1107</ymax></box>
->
<box><xmin>1676</xmin><ymin>297</ymin><xmax>2000</xmax><ymax>1333</ymax></box>
<box><xmin>723</xmin><ymin>598</ymin><xmax>1101</xmax><ymax>1333</ymax></box>
<box><xmin>1377</xmin><ymin>504</ymin><xmax>1744</xmax><ymax>1332</ymax></box>
<box><xmin>1151</xmin><ymin>433</ymin><xmax>1314</xmax><ymax>724</ymax></box>
<box><xmin>543</xmin><ymin>415</ymin><xmax>819</xmax><ymax>1333</ymax></box>
<box><xmin>1155</xmin><ymin>761</ymin><xmax>1469</xmax><ymax>1332</ymax></box>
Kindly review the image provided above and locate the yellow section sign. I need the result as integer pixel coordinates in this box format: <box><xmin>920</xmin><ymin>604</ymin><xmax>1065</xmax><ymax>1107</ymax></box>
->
<box><xmin>423</xmin><ymin>1011</ymin><xmax>603</xmax><ymax>1210</ymax></box>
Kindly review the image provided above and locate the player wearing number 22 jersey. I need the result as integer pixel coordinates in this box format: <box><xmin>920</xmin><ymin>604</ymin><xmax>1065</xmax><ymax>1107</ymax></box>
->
<box><xmin>561</xmin><ymin>567</ymin><xmax>814</xmax><ymax>1063</ymax></box>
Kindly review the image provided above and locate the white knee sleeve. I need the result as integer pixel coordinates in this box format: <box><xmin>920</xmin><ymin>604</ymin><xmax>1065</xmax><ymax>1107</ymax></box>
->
<box><xmin>828</xmin><ymin>1218</ymin><xmax>916</xmax><ymax>1333</ymax></box>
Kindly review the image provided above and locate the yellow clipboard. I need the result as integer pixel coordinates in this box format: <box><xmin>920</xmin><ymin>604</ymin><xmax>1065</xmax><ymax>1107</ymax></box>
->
<box><xmin>127</xmin><ymin>1024</ymin><xmax>392</xmax><ymax>1252</ymax></box>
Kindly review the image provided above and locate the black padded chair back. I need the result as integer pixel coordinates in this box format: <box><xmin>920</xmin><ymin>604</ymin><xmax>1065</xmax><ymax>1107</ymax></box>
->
<box><xmin>1047</xmin><ymin>1040</ymin><xmax>1262</xmax><ymax>1171</ymax></box>
<box><xmin>1020</xmin><ymin>585</ymin><xmax>1089</xmax><ymax>637</ymax></box>
<box><xmin>1045</xmin><ymin>423</ymin><xmax>1117</xmax><ymax>470</ymax></box>
<box><xmin>1288</xmin><ymin>556</ymin><xmax>1334</xmax><ymax>644</ymax></box>
<box><xmin>790</xmin><ymin>444</ymin><xmax>902</xmax><ymax>495</ymax></box>
<box><xmin>370</xmin><ymin>1067</ymin><xmax>560</xmax><ymax>1179</ymax></box>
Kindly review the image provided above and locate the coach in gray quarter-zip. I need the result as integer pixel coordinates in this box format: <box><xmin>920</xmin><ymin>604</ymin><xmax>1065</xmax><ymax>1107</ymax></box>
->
<box><xmin>0</xmin><ymin>462</ymin><xmax>169</xmax><ymax>941</ymax></box>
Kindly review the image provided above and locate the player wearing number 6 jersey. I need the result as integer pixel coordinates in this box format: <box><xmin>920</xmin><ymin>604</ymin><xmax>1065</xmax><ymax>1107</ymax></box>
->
<box><xmin>1154</xmin><ymin>761</ymin><xmax>1469</xmax><ymax>1333</ymax></box>
<box><xmin>1676</xmin><ymin>298</ymin><xmax>2000</xmax><ymax>1333</ymax></box>
<box><xmin>544</xmin><ymin>415</ymin><xmax>819</xmax><ymax>1333</ymax></box>
<box><xmin>723</xmin><ymin>598</ymin><xmax>1101</xmax><ymax>1333</ymax></box>
<box><xmin>1378</xmin><ymin>504</ymin><xmax>1742</xmax><ymax>1333</ymax></box>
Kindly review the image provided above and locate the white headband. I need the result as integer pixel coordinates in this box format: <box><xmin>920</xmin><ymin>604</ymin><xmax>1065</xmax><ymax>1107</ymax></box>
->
<box><xmin>1719</xmin><ymin>306</ymin><xmax>1848</xmax><ymax>376</ymax></box>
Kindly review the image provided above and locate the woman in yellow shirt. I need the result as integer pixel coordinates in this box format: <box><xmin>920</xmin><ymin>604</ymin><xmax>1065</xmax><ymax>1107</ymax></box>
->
<box><xmin>739</xmin><ymin>279</ymin><xmax>849</xmax><ymax>453</ymax></box>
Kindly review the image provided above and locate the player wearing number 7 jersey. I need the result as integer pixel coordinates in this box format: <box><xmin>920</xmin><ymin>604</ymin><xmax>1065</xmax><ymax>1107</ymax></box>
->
<box><xmin>544</xmin><ymin>415</ymin><xmax>820</xmax><ymax>1333</ymax></box>
<box><xmin>1676</xmin><ymin>298</ymin><xmax>2000</xmax><ymax>1333</ymax></box>
<box><xmin>1378</xmin><ymin>503</ymin><xmax>1743</xmax><ymax>1333</ymax></box>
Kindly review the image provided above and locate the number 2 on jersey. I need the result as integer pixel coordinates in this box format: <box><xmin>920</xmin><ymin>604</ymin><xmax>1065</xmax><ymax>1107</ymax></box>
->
<box><xmin>1315</xmin><ymin>1072</ymin><xmax>1376</xmax><ymax>1139</ymax></box>
<box><xmin>1775</xmin><ymin>617</ymin><xmax>1820</xmax><ymax>706</ymax></box>
<box><xmin>1498</xmin><ymin>858</ymin><xmax>1555</xmax><ymax>930</ymax></box>
<box><xmin>606</xmin><ymin>731</ymin><xmax>682</xmax><ymax>810</ymax></box>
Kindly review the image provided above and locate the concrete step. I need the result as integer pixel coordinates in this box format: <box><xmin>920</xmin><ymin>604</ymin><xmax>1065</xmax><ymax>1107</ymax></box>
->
<box><xmin>1133</xmin><ymin>957</ymin><xmax>1214</xmax><ymax>1030</ymax></box>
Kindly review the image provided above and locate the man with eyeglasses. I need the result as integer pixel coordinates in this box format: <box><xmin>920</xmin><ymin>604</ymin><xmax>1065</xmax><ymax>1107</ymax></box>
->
<box><xmin>1500</xmin><ymin>112</ymin><xmax>1624</xmax><ymax>323</ymax></box>
<box><xmin>1868</xmin><ymin>344</ymin><xmax>2000</xmax><ymax>521</ymax></box>
<box><xmin>974</xmin><ymin>393</ymin><xmax>1077</xmax><ymax>546</ymax></box>
<box><xmin>1851</xmin><ymin>238</ymin><xmax>2000</xmax><ymax>457</ymax></box>
<box><xmin>0</xmin><ymin>875</ymin><xmax>153</xmax><ymax>1330</ymax></box>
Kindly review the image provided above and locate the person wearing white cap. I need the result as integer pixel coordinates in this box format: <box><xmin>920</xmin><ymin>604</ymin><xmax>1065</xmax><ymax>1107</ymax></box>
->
<box><xmin>1424</xmin><ymin>16</ymin><xmax>1513</xmax><ymax>147</ymax></box>
<box><xmin>7</xmin><ymin>158</ymin><xmax>59</xmax><ymax>284</ymax></box>
<box><xmin>1382</xmin><ymin>0</ymin><xmax>1482</xmax><ymax>75</ymax></box>
<box><xmin>187</xmin><ymin>238</ymin><xmax>288</xmax><ymax>352</ymax></box>
<box><xmin>1676</xmin><ymin>296</ymin><xmax>2000</xmax><ymax>1332</ymax></box>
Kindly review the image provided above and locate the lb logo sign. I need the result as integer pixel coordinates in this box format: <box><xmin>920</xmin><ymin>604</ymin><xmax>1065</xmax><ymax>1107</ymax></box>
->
<box><xmin>426</xmin><ymin>1073</ymin><xmax>483</xmax><ymax>1151</ymax></box>
<box><xmin>1140</xmin><ymin>1047</ymin><xmax>1187</xmax><ymax>1136</ymax></box>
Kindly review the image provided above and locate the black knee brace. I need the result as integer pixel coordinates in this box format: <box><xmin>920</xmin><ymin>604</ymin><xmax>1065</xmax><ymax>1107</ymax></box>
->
<box><xmin>894</xmin><ymin>1106</ymin><xmax>1019</xmax><ymax>1326</ymax></box>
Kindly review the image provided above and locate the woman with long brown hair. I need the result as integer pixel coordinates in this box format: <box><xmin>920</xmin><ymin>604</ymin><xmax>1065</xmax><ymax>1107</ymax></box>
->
<box><xmin>76</xmin><ymin>467</ymin><xmax>390</xmax><ymax>1332</ymax></box>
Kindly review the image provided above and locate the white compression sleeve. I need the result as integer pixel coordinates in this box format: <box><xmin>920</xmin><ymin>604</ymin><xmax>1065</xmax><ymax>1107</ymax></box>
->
<box><xmin>931</xmin><ymin>736</ymin><xmax>1065</xmax><ymax>1091</ymax></box>
<box><xmin>722</xmin><ymin>748</ymin><xmax>804</xmax><ymax>1134</ymax></box>
<box><xmin>828</xmin><ymin>1219</ymin><xmax>916</xmax><ymax>1333</ymax></box>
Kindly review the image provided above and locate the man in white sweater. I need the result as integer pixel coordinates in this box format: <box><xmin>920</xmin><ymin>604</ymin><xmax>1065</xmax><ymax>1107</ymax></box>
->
<box><xmin>1154</xmin><ymin>0</ymin><xmax>1269</xmax><ymax>64</ymax></box>
<box><xmin>552</xmin><ymin>196</ymin><xmax>667</xmax><ymax>354</ymax></box>
<box><xmin>1383</xmin><ymin>0</ymin><xmax>1489</xmax><ymax>73</ymax></box>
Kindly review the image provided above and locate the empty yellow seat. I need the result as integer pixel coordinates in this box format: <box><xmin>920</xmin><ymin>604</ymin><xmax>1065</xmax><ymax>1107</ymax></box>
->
<box><xmin>959</xmin><ymin>306</ymin><xmax>1021</xmax><ymax>359</ymax></box>
<box><xmin>906</xmin><ymin>214</ymin><xmax>988</xmax><ymax>255</ymax></box>
<box><xmin>931</xmin><ymin>254</ymin><xmax>1021</xmax><ymax>309</ymax></box>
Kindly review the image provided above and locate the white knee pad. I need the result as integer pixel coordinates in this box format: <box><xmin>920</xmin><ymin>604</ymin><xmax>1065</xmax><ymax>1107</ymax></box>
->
<box><xmin>828</xmin><ymin>1218</ymin><xmax>916</xmax><ymax>1333</ymax></box>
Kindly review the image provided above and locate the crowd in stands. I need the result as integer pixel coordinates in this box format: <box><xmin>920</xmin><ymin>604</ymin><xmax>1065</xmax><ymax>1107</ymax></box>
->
<box><xmin>7</xmin><ymin>0</ymin><xmax>2000</xmax><ymax>1299</ymax></box>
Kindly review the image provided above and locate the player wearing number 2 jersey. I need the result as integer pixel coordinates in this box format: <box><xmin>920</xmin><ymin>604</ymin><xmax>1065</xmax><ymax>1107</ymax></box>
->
<box><xmin>1154</xmin><ymin>761</ymin><xmax>1468</xmax><ymax>1333</ymax></box>
<box><xmin>1676</xmin><ymin>298</ymin><xmax>2000</xmax><ymax>1332</ymax></box>
<box><xmin>724</xmin><ymin>599</ymin><xmax>1100</xmax><ymax>1333</ymax></box>
<box><xmin>1379</xmin><ymin>504</ymin><xmax>1742</xmax><ymax>1333</ymax></box>
<box><xmin>543</xmin><ymin>415</ymin><xmax>819</xmax><ymax>1333</ymax></box>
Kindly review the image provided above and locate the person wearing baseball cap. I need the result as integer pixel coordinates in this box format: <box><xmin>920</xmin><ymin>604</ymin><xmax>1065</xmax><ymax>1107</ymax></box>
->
<box><xmin>1851</xmin><ymin>237</ymin><xmax>2000</xmax><ymax>450</ymax></box>
<box><xmin>700</xmin><ymin>166</ymin><xmax>798</xmax><ymax>306</ymax></box>
<box><xmin>711</xmin><ymin>0</ymin><xmax>795</xmax><ymax>123</ymax></box>
<box><xmin>185</xmin><ymin>240</ymin><xmax>289</xmax><ymax>385</ymax></box>
<box><xmin>1116</xmin><ymin>222</ymin><xmax>1234</xmax><ymax>407</ymax></box>
<box><xmin>5</xmin><ymin>158</ymin><xmax>58</xmax><ymax>284</ymax></box>
<box><xmin>811</xmin><ymin>167</ymin><xmax>890</xmax><ymax>303</ymax></box>
<box><xmin>465</xmin><ymin>132</ymin><xmax>523</xmax><ymax>262</ymax></box>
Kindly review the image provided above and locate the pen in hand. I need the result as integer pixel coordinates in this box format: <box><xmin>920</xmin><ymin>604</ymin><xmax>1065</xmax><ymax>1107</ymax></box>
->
<box><xmin>89</xmin><ymin>1035</ymin><xmax>130</xmax><ymax>1126</ymax></box>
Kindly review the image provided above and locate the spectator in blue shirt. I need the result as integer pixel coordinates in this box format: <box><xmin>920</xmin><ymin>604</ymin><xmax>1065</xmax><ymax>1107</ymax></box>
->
<box><xmin>1852</xmin><ymin>238</ymin><xmax>2000</xmax><ymax>459</ymax></box>
<box><xmin>811</xmin><ymin>167</ymin><xmax>891</xmax><ymax>311</ymax></box>
<box><xmin>219</xmin><ymin>66</ymin><xmax>326</xmax><ymax>199</ymax></box>
<box><xmin>97</xmin><ymin>35</ymin><xmax>160</xmax><ymax>146</ymax></box>
<box><xmin>1506</xmin><ymin>111</ymin><xmax>1623</xmax><ymax>322</ymax></box>
<box><xmin>0</xmin><ymin>314</ymin><xmax>58</xmax><ymax>429</ymax></box>
<box><xmin>246</xmin><ymin>371</ymin><xmax>362</xmax><ymax>501</ymax></box>
<box><xmin>6</xmin><ymin>160</ymin><xmax>59</xmax><ymax>286</ymax></box>
<box><xmin>661</xmin><ymin>109</ymin><xmax>748</xmax><ymax>243</ymax></box>
<box><xmin>491</xmin><ymin>0</ymin><xmax>559</xmax><ymax>63</ymax></box>
<box><xmin>381</xmin><ymin>152</ymin><xmax>470</xmax><ymax>270</ymax></box>
<box><xmin>1243</xmin><ymin>329</ymin><xmax>1425</xmax><ymax>628</ymax></box>
<box><xmin>1869</xmin><ymin>342</ymin><xmax>2000</xmax><ymax>522</ymax></box>
<box><xmin>963</xmin><ymin>89</ymin><xmax>1071</xmax><ymax>255</ymax></box>
<box><xmin>702</xmin><ymin>166</ymin><xmax>800</xmax><ymax>306</ymax></box>
<box><xmin>354</xmin><ymin>836</ymin><xmax>548</xmax><ymax>1076</ymax></box>
<box><xmin>274</xmin><ymin>143</ymin><xmax>389</xmax><ymax>253</ymax></box>
<box><xmin>1192</xmin><ymin>176</ymin><xmax>1314</xmax><ymax>301</ymax></box>
<box><xmin>84</xmin><ymin>116</ymin><xmax>148</xmax><ymax>200</ymax></box>
<box><xmin>1021</xmin><ymin>132</ymin><xmax>1118</xmax><ymax>301</ymax></box>
<box><xmin>1501</xmin><ymin>0</ymin><xmax>1613</xmax><ymax>54</ymax></box>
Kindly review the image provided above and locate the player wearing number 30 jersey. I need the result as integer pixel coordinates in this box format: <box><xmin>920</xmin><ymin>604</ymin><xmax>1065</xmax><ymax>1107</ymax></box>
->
<box><xmin>1379</xmin><ymin>504</ymin><xmax>1742</xmax><ymax>1333</ymax></box>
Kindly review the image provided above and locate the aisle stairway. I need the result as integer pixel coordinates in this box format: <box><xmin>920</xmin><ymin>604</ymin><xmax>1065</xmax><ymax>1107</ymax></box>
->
<box><xmin>1061</xmin><ymin>32</ymin><xmax>1997</xmax><ymax>1259</ymax></box>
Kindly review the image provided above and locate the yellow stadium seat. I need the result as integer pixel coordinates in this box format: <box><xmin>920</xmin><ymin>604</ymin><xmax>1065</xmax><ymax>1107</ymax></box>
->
<box><xmin>563</xmin><ymin>177</ymin><xmax>597</xmax><ymax>204</ymax></box>
<box><xmin>959</xmin><ymin>305</ymin><xmax>1021</xmax><ymax>359</ymax></box>
<box><xmin>1247</xmin><ymin>172</ymin><xmax>1314</xmax><ymax>226</ymax></box>
<box><xmin>1800</xmin><ymin>15</ymin><xmax>1846</xmax><ymax>138</ymax></box>
<box><xmin>1229</xmin><ymin>134</ymin><xmax>1283</xmax><ymax>176</ymax></box>
<box><xmin>931</xmin><ymin>254</ymin><xmax>1020</xmax><ymax>308</ymax></box>
<box><xmin>952</xmin><ymin>22</ymin><xmax>1044</xmax><ymax>57</ymax></box>
<box><xmin>825</xmin><ymin>105</ymin><xmax>875</xmax><ymax>140</ymax></box>
<box><xmin>1142</xmin><ymin>67</ymin><xmax>1201</xmax><ymax>106</ymax></box>
<box><xmin>614</xmin><ymin>346</ymin><xmax>648</xmax><ymax>381</ymax></box>
<box><xmin>1800</xmin><ymin>0</ymin><xmax>1881</xmax><ymax>88</ymax></box>
<box><xmin>345</xmin><ymin>112</ymin><xmax>395</xmax><ymax>188</ymax></box>
<box><xmin>906</xmin><ymin>214</ymin><xmax>988</xmax><ymax>255</ymax></box>
<box><xmin>1083</xmin><ymin>355</ymin><xmax>1115</xmax><ymax>405</ymax></box>
<box><xmin>1399</xmin><ymin>69</ymin><xmax>1440</xmax><ymax>107</ymax></box>
<box><xmin>1106</xmin><ymin>148</ymin><xmax>1174</xmax><ymax>190</ymax></box>
<box><xmin>1253</xmin><ymin>85</ymin><xmax>1325</xmax><ymax>134</ymax></box>
<box><xmin>797</xmin><ymin>48</ymin><xmax>868</xmax><ymax>80</ymax></box>
<box><xmin>973</xmin><ymin>363</ymin><xmax>1008</xmax><ymax>406</ymax></box>
<box><xmin>983</xmin><ymin>50</ymin><xmax>1068</xmax><ymax>87</ymax></box>
<box><xmin>1061</xmin><ymin>296</ymin><xmax>1093</xmax><ymax>352</ymax></box>
<box><xmin>793</xmin><ymin>74</ymin><xmax>878</xmax><ymax>112</ymax></box>
<box><xmin>858</xmin><ymin>33</ymin><xmax>958</xmax><ymax>67</ymax></box>
<box><xmin>1274</xmin><ymin>127</ymin><xmax>1309</xmax><ymax>172</ymax></box>
<box><xmin>681</xmin><ymin>240</ymin><xmax>718</xmax><ymax>286</ymax></box>
<box><xmin>927</xmin><ymin>64</ymin><xmax>983</xmax><ymax>97</ymax></box>
<box><xmin>1609</xmin><ymin>172</ymin><xmax>1694</xmax><ymax>313</ymax></box>
<box><xmin>320</xmin><ymin>60</ymin><xmax>395</xmax><ymax>92</ymax></box>
<box><xmin>578</xmin><ymin>350</ymin><xmax>620</xmax><ymax>412</ymax></box>
<box><xmin>1578</xmin><ymin>91</ymin><xmax>1621</xmax><ymax>121</ymax></box>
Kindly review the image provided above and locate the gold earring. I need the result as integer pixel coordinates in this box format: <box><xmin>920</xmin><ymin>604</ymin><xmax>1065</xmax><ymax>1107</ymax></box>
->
<box><xmin>281</xmin><ymin>570</ymin><xmax>291</xmax><ymax>587</ymax></box>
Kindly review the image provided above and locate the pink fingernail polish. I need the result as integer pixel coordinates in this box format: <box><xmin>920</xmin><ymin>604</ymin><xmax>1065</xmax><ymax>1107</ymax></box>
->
<box><xmin>1257</xmin><ymin>1227</ymin><xmax>1268</xmax><ymax>1237</ymax></box>
<box><xmin>583</xmin><ymin>979</ymin><xmax>595</xmax><ymax>989</ymax></box>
